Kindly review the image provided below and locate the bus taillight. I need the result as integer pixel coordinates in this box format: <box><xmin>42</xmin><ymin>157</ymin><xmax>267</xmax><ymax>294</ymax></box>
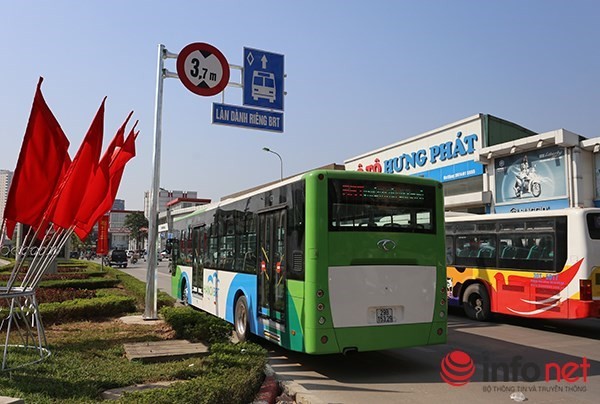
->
<box><xmin>580</xmin><ymin>279</ymin><xmax>592</xmax><ymax>301</ymax></box>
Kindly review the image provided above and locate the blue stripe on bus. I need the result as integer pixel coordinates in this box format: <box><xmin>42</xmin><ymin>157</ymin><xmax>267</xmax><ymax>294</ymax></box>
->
<box><xmin>225</xmin><ymin>273</ymin><xmax>260</xmax><ymax>337</ymax></box>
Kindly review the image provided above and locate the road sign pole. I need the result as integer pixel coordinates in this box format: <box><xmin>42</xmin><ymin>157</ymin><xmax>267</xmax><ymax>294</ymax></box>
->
<box><xmin>144</xmin><ymin>44</ymin><xmax>177</xmax><ymax>320</ymax></box>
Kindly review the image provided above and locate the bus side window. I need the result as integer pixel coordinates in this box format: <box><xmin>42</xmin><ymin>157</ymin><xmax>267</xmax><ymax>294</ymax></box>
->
<box><xmin>445</xmin><ymin>236</ymin><xmax>454</xmax><ymax>265</ymax></box>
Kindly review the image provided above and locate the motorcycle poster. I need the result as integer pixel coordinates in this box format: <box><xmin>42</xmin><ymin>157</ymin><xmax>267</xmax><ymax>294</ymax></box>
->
<box><xmin>494</xmin><ymin>146</ymin><xmax>567</xmax><ymax>205</ymax></box>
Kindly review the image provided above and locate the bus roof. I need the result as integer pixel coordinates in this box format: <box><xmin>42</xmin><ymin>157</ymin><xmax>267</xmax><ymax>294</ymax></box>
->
<box><xmin>167</xmin><ymin>169</ymin><xmax>442</xmax><ymax>223</ymax></box>
<box><xmin>445</xmin><ymin>207</ymin><xmax>600</xmax><ymax>223</ymax></box>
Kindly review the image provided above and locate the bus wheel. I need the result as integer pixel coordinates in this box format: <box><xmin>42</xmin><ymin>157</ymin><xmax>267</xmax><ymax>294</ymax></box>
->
<box><xmin>234</xmin><ymin>295</ymin><xmax>250</xmax><ymax>342</ymax></box>
<box><xmin>463</xmin><ymin>284</ymin><xmax>491</xmax><ymax>321</ymax></box>
<box><xmin>181</xmin><ymin>281</ymin><xmax>189</xmax><ymax>306</ymax></box>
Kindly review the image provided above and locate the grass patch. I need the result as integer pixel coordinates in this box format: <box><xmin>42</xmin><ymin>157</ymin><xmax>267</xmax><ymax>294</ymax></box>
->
<box><xmin>0</xmin><ymin>320</ymin><xmax>205</xmax><ymax>403</ymax></box>
<box><xmin>0</xmin><ymin>260</ymin><xmax>267</xmax><ymax>403</ymax></box>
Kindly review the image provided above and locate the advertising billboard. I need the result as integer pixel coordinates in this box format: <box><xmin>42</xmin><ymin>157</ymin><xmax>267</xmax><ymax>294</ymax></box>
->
<box><xmin>494</xmin><ymin>146</ymin><xmax>568</xmax><ymax>212</ymax></box>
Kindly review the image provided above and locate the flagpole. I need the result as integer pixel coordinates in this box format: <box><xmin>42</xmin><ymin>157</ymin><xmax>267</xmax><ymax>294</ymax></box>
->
<box><xmin>144</xmin><ymin>44</ymin><xmax>177</xmax><ymax>320</ymax></box>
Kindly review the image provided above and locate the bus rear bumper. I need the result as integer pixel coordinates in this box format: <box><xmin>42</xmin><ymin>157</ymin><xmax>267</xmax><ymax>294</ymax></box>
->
<box><xmin>304</xmin><ymin>321</ymin><xmax>447</xmax><ymax>354</ymax></box>
<box><xmin>569</xmin><ymin>299</ymin><xmax>600</xmax><ymax>318</ymax></box>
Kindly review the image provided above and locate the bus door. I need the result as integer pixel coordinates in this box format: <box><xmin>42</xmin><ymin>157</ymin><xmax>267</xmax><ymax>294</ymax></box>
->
<box><xmin>257</xmin><ymin>208</ymin><xmax>287</xmax><ymax>324</ymax></box>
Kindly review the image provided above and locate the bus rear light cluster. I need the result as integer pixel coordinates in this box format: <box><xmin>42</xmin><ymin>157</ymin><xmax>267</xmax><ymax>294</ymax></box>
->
<box><xmin>436</xmin><ymin>328</ymin><xmax>444</xmax><ymax>336</ymax></box>
<box><xmin>439</xmin><ymin>311</ymin><xmax>445</xmax><ymax>318</ymax></box>
<box><xmin>440</xmin><ymin>298</ymin><xmax>446</xmax><ymax>306</ymax></box>
<box><xmin>317</xmin><ymin>303</ymin><xmax>325</xmax><ymax>311</ymax></box>
<box><xmin>318</xmin><ymin>316</ymin><xmax>326</xmax><ymax>325</ymax></box>
<box><xmin>580</xmin><ymin>279</ymin><xmax>592</xmax><ymax>301</ymax></box>
<box><xmin>321</xmin><ymin>335</ymin><xmax>328</xmax><ymax>344</ymax></box>
<box><xmin>316</xmin><ymin>289</ymin><xmax>324</xmax><ymax>298</ymax></box>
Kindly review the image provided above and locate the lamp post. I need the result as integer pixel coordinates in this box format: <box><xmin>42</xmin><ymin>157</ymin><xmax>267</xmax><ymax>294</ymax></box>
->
<box><xmin>262</xmin><ymin>147</ymin><xmax>283</xmax><ymax>181</ymax></box>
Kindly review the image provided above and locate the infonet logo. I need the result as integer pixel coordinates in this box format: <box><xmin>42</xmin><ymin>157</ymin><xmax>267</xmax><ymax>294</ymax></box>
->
<box><xmin>440</xmin><ymin>350</ymin><xmax>590</xmax><ymax>386</ymax></box>
<box><xmin>440</xmin><ymin>350</ymin><xmax>475</xmax><ymax>386</ymax></box>
<box><xmin>377</xmin><ymin>239</ymin><xmax>396</xmax><ymax>252</ymax></box>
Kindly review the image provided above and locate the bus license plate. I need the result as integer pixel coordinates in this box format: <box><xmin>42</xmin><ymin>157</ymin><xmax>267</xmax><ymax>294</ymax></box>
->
<box><xmin>376</xmin><ymin>307</ymin><xmax>394</xmax><ymax>324</ymax></box>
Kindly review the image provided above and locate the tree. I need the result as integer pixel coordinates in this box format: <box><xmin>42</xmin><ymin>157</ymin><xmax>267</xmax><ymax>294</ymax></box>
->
<box><xmin>71</xmin><ymin>230</ymin><xmax>96</xmax><ymax>257</ymax></box>
<box><xmin>124</xmin><ymin>211</ymin><xmax>148</xmax><ymax>251</ymax></box>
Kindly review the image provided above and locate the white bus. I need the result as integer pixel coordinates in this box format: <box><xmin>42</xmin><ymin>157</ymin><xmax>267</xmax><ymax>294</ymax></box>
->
<box><xmin>445</xmin><ymin>208</ymin><xmax>600</xmax><ymax>321</ymax></box>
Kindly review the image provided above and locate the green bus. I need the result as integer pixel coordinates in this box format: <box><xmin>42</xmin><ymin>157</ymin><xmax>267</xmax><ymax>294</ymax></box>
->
<box><xmin>169</xmin><ymin>170</ymin><xmax>447</xmax><ymax>354</ymax></box>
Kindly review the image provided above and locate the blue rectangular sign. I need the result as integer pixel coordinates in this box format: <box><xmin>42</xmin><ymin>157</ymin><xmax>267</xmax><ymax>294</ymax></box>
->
<box><xmin>243</xmin><ymin>47</ymin><xmax>284</xmax><ymax>111</ymax></box>
<box><xmin>212</xmin><ymin>103</ymin><xmax>283</xmax><ymax>133</ymax></box>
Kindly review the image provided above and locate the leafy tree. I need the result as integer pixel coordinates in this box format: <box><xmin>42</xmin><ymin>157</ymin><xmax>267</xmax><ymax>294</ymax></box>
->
<box><xmin>124</xmin><ymin>211</ymin><xmax>148</xmax><ymax>251</ymax></box>
<box><xmin>71</xmin><ymin>231</ymin><xmax>96</xmax><ymax>256</ymax></box>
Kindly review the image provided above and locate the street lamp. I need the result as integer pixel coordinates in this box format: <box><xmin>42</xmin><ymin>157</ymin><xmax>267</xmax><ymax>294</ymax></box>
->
<box><xmin>262</xmin><ymin>147</ymin><xmax>283</xmax><ymax>181</ymax></box>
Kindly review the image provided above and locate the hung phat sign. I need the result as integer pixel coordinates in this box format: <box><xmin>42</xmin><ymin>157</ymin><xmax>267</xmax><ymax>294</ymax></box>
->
<box><xmin>344</xmin><ymin>115</ymin><xmax>484</xmax><ymax>183</ymax></box>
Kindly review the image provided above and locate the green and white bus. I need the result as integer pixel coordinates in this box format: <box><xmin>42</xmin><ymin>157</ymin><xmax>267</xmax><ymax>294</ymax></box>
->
<box><xmin>169</xmin><ymin>170</ymin><xmax>447</xmax><ymax>354</ymax></box>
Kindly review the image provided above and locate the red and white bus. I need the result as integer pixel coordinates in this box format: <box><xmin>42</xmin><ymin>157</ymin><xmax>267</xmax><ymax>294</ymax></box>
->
<box><xmin>445</xmin><ymin>208</ymin><xmax>600</xmax><ymax>320</ymax></box>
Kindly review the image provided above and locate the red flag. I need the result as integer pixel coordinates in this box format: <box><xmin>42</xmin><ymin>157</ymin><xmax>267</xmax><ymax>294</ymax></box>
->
<box><xmin>74</xmin><ymin>123</ymin><xmax>137</xmax><ymax>239</ymax></box>
<box><xmin>73</xmin><ymin>111</ymin><xmax>132</xmax><ymax>239</ymax></box>
<box><xmin>3</xmin><ymin>77</ymin><xmax>71</xmax><ymax>239</ymax></box>
<box><xmin>48</xmin><ymin>97</ymin><xmax>105</xmax><ymax>230</ymax></box>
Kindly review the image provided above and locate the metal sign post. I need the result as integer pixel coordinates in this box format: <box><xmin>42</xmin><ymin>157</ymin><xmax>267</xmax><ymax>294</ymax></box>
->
<box><xmin>144</xmin><ymin>42</ymin><xmax>229</xmax><ymax>320</ymax></box>
<box><xmin>144</xmin><ymin>44</ymin><xmax>178</xmax><ymax>320</ymax></box>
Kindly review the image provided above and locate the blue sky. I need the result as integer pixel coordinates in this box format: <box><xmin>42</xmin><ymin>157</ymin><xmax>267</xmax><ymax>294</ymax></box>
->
<box><xmin>1</xmin><ymin>1</ymin><xmax>598</xmax><ymax>210</ymax></box>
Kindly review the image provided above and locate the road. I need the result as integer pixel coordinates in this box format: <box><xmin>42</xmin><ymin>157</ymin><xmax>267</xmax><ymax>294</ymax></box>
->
<box><xmin>112</xmin><ymin>259</ymin><xmax>600</xmax><ymax>403</ymax></box>
<box><xmin>262</xmin><ymin>310</ymin><xmax>600</xmax><ymax>404</ymax></box>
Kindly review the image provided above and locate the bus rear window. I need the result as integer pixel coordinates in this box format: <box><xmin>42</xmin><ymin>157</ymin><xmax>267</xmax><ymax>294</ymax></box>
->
<box><xmin>586</xmin><ymin>213</ymin><xmax>600</xmax><ymax>239</ymax></box>
<box><xmin>328</xmin><ymin>179</ymin><xmax>436</xmax><ymax>233</ymax></box>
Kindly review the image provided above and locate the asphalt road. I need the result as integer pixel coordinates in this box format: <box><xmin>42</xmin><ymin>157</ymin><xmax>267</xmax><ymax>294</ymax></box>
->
<box><xmin>110</xmin><ymin>259</ymin><xmax>600</xmax><ymax>403</ymax></box>
<box><xmin>261</xmin><ymin>310</ymin><xmax>600</xmax><ymax>404</ymax></box>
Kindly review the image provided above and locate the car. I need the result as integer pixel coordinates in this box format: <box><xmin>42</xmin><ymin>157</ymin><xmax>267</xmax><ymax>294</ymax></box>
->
<box><xmin>109</xmin><ymin>249</ymin><xmax>128</xmax><ymax>268</ymax></box>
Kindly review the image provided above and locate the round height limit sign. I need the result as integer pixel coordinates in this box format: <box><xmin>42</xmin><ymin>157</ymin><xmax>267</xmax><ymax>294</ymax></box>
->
<box><xmin>176</xmin><ymin>42</ymin><xmax>230</xmax><ymax>97</ymax></box>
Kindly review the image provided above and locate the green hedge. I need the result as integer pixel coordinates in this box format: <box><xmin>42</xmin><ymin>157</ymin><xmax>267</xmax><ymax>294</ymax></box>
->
<box><xmin>38</xmin><ymin>277</ymin><xmax>121</xmax><ymax>289</ymax></box>
<box><xmin>39</xmin><ymin>294</ymin><xmax>137</xmax><ymax>324</ymax></box>
<box><xmin>160</xmin><ymin>306</ymin><xmax>233</xmax><ymax>344</ymax></box>
<box><xmin>106</xmin><ymin>267</ymin><xmax>176</xmax><ymax>309</ymax></box>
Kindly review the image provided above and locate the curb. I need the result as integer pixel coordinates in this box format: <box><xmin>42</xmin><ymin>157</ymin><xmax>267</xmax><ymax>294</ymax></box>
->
<box><xmin>254</xmin><ymin>365</ymin><xmax>325</xmax><ymax>404</ymax></box>
<box><xmin>279</xmin><ymin>378</ymin><xmax>325</xmax><ymax>404</ymax></box>
<box><xmin>252</xmin><ymin>375</ymin><xmax>279</xmax><ymax>404</ymax></box>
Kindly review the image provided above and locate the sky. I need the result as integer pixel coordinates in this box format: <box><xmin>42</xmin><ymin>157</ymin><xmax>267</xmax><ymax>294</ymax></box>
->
<box><xmin>1</xmin><ymin>1</ymin><xmax>599</xmax><ymax>211</ymax></box>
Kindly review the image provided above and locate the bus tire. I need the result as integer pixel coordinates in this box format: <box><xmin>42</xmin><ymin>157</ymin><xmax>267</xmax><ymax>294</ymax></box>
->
<box><xmin>463</xmin><ymin>283</ymin><xmax>491</xmax><ymax>321</ymax></box>
<box><xmin>181</xmin><ymin>280</ymin><xmax>189</xmax><ymax>306</ymax></box>
<box><xmin>234</xmin><ymin>295</ymin><xmax>250</xmax><ymax>342</ymax></box>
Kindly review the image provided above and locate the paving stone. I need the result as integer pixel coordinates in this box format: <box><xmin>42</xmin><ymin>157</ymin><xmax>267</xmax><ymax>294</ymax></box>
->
<box><xmin>123</xmin><ymin>340</ymin><xmax>209</xmax><ymax>363</ymax></box>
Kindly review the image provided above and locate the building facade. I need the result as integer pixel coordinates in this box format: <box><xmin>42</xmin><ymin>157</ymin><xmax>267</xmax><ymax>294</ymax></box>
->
<box><xmin>144</xmin><ymin>189</ymin><xmax>198</xmax><ymax>219</ymax></box>
<box><xmin>344</xmin><ymin>114</ymin><xmax>600</xmax><ymax>214</ymax></box>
